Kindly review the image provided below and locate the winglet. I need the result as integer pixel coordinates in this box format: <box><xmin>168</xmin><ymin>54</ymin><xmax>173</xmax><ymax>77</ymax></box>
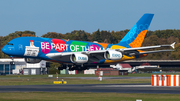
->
<box><xmin>171</xmin><ymin>42</ymin><xmax>176</xmax><ymax>49</ymax></box>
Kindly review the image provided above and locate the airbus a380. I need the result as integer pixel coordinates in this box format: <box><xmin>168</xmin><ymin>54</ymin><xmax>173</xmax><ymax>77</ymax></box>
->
<box><xmin>2</xmin><ymin>14</ymin><xmax>175</xmax><ymax>70</ymax></box>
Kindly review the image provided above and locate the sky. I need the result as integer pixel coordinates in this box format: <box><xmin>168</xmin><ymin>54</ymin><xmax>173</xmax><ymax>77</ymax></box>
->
<box><xmin>0</xmin><ymin>0</ymin><xmax>180</xmax><ymax>37</ymax></box>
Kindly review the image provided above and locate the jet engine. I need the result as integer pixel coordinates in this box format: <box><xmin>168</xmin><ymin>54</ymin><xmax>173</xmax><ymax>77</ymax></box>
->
<box><xmin>25</xmin><ymin>58</ymin><xmax>42</xmax><ymax>63</ymax></box>
<box><xmin>70</xmin><ymin>54</ymin><xmax>88</xmax><ymax>63</ymax></box>
<box><xmin>104</xmin><ymin>50</ymin><xmax>123</xmax><ymax>60</ymax></box>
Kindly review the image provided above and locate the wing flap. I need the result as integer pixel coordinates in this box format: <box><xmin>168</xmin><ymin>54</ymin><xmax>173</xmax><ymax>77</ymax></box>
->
<box><xmin>138</xmin><ymin>49</ymin><xmax>174</xmax><ymax>55</ymax></box>
<box><xmin>129</xmin><ymin>50</ymin><xmax>173</xmax><ymax>56</ymax></box>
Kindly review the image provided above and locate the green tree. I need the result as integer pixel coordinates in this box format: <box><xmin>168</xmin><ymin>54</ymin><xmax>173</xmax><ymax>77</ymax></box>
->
<box><xmin>92</xmin><ymin>29</ymin><xmax>102</xmax><ymax>42</ymax></box>
<box><xmin>82</xmin><ymin>32</ymin><xmax>88</xmax><ymax>41</ymax></box>
<box><xmin>41</xmin><ymin>32</ymin><xmax>64</xmax><ymax>39</ymax></box>
<box><xmin>100</xmin><ymin>31</ymin><xmax>113</xmax><ymax>43</ymax></box>
<box><xmin>50</xmin><ymin>62</ymin><xmax>61</xmax><ymax>68</ymax></box>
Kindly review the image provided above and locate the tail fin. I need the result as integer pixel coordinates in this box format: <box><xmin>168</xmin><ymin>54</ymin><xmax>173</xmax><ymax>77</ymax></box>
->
<box><xmin>118</xmin><ymin>13</ymin><xmax>154</xmax><ymax>48</ymax></box>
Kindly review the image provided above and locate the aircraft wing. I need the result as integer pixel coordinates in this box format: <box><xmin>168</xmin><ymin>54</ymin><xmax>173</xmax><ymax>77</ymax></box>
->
<box><xmin>46</xmin><ymin>42</ymin><xmax>175</xmax><ymax>59</ymax></box>
<box><xmin>115</xmin><ymin>42</ymin><xmax>175</xmax><ymax>52</ymax></box>
<box><xmin>83</xmin><ymin>42</ymin><xmax>175</xmax><ymax>55</ymax></box>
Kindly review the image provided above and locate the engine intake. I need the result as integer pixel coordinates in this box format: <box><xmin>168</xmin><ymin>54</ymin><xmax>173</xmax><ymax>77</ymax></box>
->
<box><xmin>104</xmin><ymin>50</ymin><xmax>123</xmax><ymax>60</ymax></box>
<box><xmin>70</xmin><ymin>54</ymin><xmax>88</xmax><ymax>63</ymax></box>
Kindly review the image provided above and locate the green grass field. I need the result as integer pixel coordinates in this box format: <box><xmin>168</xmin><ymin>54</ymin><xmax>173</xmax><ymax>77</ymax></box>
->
<box><xmin>0</xmin><ymin>78</ymin><xmax>151</xmax><ymax>86</ymax></box>
<box><xmin>0</xmin><ymin>73</ymin><xmax>154</xmax><ymax>85</ymax></box>
<box><xmin>0</xmin><ymin>92</ymin><xmax>180</xmax><ymax>101</ymax></box>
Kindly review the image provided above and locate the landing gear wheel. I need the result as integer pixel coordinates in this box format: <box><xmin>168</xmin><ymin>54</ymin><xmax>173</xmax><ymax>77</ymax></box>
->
<box><xmin>58</xmin><ymin>64</ymin><xmax>67</xmax><ymax>70</ymax></box>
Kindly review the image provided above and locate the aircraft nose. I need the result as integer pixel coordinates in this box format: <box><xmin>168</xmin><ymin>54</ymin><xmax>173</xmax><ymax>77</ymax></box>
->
<box><xmin>2</xmin><ymin>46</ymin><xmax>7</xmax><ymax>54</ymax></box>
<box><xmin>2</xmin><ymin>45</ymin><xmax>12</xmax><ymax>55</ymax></box>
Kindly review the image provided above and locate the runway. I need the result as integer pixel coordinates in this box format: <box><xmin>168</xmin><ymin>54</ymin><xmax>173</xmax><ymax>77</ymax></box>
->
<box><xmin>0</xmin><ymin>83</ymin><xmax>180</xmax><ymax>94</ymax></box>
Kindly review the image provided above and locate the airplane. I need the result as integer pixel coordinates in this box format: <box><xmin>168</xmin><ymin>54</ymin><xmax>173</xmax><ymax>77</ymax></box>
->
<box><xmin>2</xmin><ymin>13</ymin><xmax>175</xmax><ymax>70</ymax></box>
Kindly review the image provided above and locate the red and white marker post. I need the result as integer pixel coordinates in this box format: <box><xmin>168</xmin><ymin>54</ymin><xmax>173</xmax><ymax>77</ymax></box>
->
<box><xmin>98</xmin><ymin>76</ymin><xmax>102</xmax><ymax>81</ymax></box>
<box><xmin>56</xmin><ymin>72</ymin><xmax>59</xmax><ymax>81</ymax></box>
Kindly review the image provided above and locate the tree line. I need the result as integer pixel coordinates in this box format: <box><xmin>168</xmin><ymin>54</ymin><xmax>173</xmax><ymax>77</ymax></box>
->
<box><xmin>0</xmin><ymin>29</ymin><xmax>180</xmax><ymax>60</ymax></box>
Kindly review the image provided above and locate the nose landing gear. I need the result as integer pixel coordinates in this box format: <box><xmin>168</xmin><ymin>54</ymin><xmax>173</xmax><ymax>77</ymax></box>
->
<box><xmin>10</xmin><ymin>56</ymin><xmax>15</xmax><ymax>65</ymax></box>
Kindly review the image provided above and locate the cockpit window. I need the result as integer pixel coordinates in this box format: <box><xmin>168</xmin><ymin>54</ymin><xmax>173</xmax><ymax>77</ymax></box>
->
<box><xmin>7</xmin><ymin>43</ymin><xmax>13</xmax><ymax>45</ymax></box>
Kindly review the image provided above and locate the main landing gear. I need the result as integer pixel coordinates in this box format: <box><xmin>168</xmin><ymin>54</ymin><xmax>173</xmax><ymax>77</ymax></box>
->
<box><xmin>58</xmin><ymin>64</ymin><xmax>88</xmax><ymax>71</ymax></box>
<box><xmin>58</xmin><ymin>64</ymin><xmax>67</xmax><ymax>70</ymax></box>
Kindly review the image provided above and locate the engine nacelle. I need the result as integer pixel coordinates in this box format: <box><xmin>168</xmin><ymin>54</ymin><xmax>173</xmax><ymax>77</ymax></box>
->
<box><xmin>70</xmin><ymin>54</ymin><xmax>88</xmax><ymax>63</ymax></box>
<box><xmin>104</xmin><ymin>50</ymin><xmax>123</xmax><ymax>60</ymax></box>
<box><xmin>25</xmin><ymin>58</ymin><xmax>42</xmax><ymax>63</ymax></box>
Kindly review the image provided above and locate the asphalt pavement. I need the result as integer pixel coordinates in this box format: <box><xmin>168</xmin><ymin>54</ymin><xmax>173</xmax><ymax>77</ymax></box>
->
<box><xmin>0</xmin><ymin>83</ymin><xmax>179</xmax><ymax>94</ymax></box>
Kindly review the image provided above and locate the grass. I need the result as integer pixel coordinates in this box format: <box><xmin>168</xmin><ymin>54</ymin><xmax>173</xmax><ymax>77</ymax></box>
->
<box><xmin>0</xmin><ymin>78</ymin><xmax>151</xmax><ymax>86</ymax></box>
<box><xmin>0</xmin><ymin>92</ymin><xmax>180</xmax><ymax>101</ymax></box>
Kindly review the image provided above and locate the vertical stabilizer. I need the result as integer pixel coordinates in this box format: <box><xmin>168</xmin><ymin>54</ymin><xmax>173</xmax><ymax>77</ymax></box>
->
<box><xmin>118</xmin><ymin>13</ymin><xmax>154</xmax><ymax>48</ymax></box>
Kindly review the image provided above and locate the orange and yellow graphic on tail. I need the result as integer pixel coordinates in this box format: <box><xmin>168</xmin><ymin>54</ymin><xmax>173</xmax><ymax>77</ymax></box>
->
<box><xmin>129</xmin><ymin>30</ymin><xmax>147</xmax><ymax>48</ymax></box>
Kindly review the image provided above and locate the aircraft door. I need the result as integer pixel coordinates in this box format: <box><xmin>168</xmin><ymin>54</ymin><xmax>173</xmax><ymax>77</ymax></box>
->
<box><xmin>18</xmin><ymin>44</ymin><xmax>23</xmax><ymax>51</ymax></box>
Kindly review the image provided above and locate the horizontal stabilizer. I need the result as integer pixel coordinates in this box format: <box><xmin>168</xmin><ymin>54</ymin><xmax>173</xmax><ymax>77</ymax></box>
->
<box><xmin>171</xmin><ymin>42</ymin><xmax>176</xmax><ymax>49</ymax></box>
